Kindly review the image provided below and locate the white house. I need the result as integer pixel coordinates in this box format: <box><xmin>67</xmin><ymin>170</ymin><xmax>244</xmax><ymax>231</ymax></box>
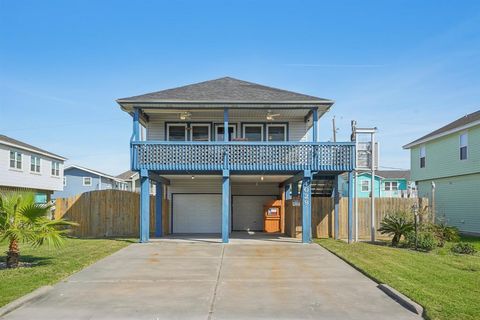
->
<box><xmin>0</xmin><ymin>134</ymin><xmax>66</xmax><ymax>203</ymax></box>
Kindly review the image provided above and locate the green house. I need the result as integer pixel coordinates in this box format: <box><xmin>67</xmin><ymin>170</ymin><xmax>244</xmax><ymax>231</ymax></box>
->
<box><xmin>340</xmin><ymin>170</ymin><xmax>413</xmax><ymax>198</ymax></box>
<box><xmin>403</xmin><ymin>110</ymin><xmax>480</xmax><ymax>235</ymax></box>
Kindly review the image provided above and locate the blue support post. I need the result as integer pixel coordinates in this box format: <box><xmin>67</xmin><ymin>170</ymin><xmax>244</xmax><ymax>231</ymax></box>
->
<box><xmin>155</xmin><ymin>182</ymin><xmax>163</xmax><ymax>237</ymax></box>
<box><xmin>312</xmin><ymin>108</ymin><xmax>318</xmax><ymax>142</ymax></box>
<box><xmin>348</xmin><ymin>171</ymin><xmax>354</xmax><ymax>243</ymax></box>
<box><xmin>223</xmin><ymin>108</ymin><xmax>229</xmax><ymax>142</ymax></box>
<box><xmin>334</xmin><ymin>175</ymin><xmax>340</xmax><ymax>240</ymax></box>
<box><xmin>140</xmin><ymin>169</ymin><xmax>150</xmax><ymax>243</ymax></box>
<box><xmin>302</xmin><ymin>170</ymin><xmax>312</xmax><ymax>243</ymax></box>
<box><xmin>133</xmin><ymin>108</ymin><xmax>140</xmax><ymax>140</ymax></box>
<box><xmin>222</xmin><ymin>170</ymin><xmax>230</xmax><ymax>243</ymax></box>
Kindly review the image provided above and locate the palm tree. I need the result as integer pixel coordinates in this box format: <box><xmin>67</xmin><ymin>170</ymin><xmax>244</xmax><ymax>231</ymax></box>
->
<box><xmin>378</xmin><ymin>211</ymin><xmax>414</xmax><ymax>247</ymax></box>
<box><xmin>0</xmin><ymin>191</ymin><xmax>77</xmax><ymax>268</ymax></box>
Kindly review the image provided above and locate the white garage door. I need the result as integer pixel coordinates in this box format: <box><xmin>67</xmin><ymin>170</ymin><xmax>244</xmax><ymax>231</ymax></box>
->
<box><xmin>232</xmin><ymin>195</ymin><xmax>277</xmax><ymax>231</ymax></box>
<box><xmin>172</xmin><ymin>194</ymin><xmax>221</xmax><ymax>233</ymax></box>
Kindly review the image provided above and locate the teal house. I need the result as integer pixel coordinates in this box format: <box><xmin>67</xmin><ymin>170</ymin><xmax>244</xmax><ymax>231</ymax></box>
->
<box><xmin>340</xmin><ymin>170</ymin><xmax>412</xmax><ymax>198</ymax></box>
<box><xmin>404</xmin><ymin>110</ymin><xmax>480</xmax><ymax>235</ymax></box>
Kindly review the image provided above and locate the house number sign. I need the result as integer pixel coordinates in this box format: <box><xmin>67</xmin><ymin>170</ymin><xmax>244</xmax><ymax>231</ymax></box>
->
<box><xmin>303</xmin><ymin>181</ymin><xmax>310</xmax><ymax>206</ymax></box>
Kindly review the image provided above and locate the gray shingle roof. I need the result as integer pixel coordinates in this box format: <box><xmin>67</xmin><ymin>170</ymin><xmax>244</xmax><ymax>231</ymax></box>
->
<box><xmin>404</xmin><ymin>110</ymin><xmax>480</xmax><ymax>148</ymax></box>
<box><xmin>117</xmin><ymin>77</ymin><xmax>333</xmax><ymax>105</ymax></box>
<box><xmin>375</xmin><ymin>170</ymin><xmax>410</xmax><ymax>180</ymax></box>
<box><xmin>0</xmin><ymin>135</ymin><xmax>66</xmax><ymax>160</ymax></box>
<box><xmin>116</xmin><ymin>170</ymin><xmax>137</xmax><ymax>180</ymax></box>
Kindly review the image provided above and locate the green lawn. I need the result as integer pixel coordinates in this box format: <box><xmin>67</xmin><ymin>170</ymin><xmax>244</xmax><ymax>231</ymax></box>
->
<box><xmin>316</xmin><ymin>237</ymin><xmax>480</xmax><ymax>320</ymax></box>
<box><xmin>0</xmin><ymin>238</ymin><xmax>133</xmax><ymax>307</ymax></box>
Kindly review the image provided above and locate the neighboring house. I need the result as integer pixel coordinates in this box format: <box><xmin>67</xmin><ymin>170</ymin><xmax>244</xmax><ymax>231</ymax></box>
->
<box><xmin>53</xmin><ymin>165</ymin><xmax>129</xmax><ymax>199</ymax></box>
<box><xmin>403</xmin><ymin>110</ymin><xmax>480</xmax><ymax>235</ymax></box>
<box><xmin>0</xmin><ymin>134</ymin><xmax>66</xmax><ymax>203</ymax></box>
<box><xmin>116</xmin><ymin>170</ymin><xmax>156</xmax><ymax>194</ymax></box>
<box><xmin>117</xmin><ymin>77</ymin><xmax>357</xmax><ymax>243</ymax></box>
<box><xmin>340</xmin><ymin>170</ymin><xmax>415</xmax><ymax>198</ymax></box>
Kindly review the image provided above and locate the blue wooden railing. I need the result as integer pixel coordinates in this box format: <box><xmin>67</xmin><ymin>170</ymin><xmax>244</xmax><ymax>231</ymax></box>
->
<box><xmin>131</xmin><ymin>141</ymin><xmax>355</xmax><ymax>172</ymax></box>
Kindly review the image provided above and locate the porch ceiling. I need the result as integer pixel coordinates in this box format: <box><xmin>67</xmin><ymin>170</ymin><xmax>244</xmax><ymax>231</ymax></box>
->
<box><xmin>160</xmin><ymin>174</ymin><xmax>292</xmax><ymax>183</ymax></box>
<box><xmin>141</xmin><ymin>108</ymin><xmax>315</xmax><ymax>120</ymax></box>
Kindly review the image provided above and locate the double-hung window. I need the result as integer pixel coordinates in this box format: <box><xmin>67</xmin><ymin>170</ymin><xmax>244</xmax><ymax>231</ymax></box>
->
<box><xmin>190</xmin><ymin>124</ymin><xmax>211</xmax><ymax>141</ymax></box>
<box><xmin>266</xmin><ymin>124</ymin><xmax>287</xmax><ymax>141</ymax></box>
<box><xmin>384</xmin><ymin>181</ymin><xmax>398</xmax><ymax>191</ymax></box>
<box><xmin>167</xmin><ymin>124</ymin><xmax>187</xmax><ymax>141</ymax></box>
<box><xmin>420</xmin><ymin>146</ymin><xmax>426</xmax><ymax>168</ymax></box>
<box><xmin>361</xmin><ymin>180</ymin><xmax>370</xmax><ymax>192</ymax></box>
<box><xmin>83</xmin><ymin>177</ymin><xmax>92</xmax><ymax>186</ymax></box>
<box><xmin>51</xmin><ymin>161</ymin><xmax>60</xmax><ymax>176</ymax></box>
<box><xmin>9</xmin><ymin>151</ymin><xmax>22</xmax><ymax>169</ymax></box>
<box><xmin>30</xmin><ymin>155</ymin><xmax>41</xmax><ymax>173</ymax></box>
<box><xmin>460</xmin><ymin>133</ymin><xmax>468</xmax><ymax>160</ymax></box>
<box><xmin>243</xmin><ymin>124</ymin><xmax>264</xmax><ymax>141</ymax></box>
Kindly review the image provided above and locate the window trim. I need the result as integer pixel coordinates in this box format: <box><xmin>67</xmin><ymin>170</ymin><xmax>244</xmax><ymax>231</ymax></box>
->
<box><xmin>419</xmin><ymin>145</ymin><xmax>426</xmax><ymax>168</ymax></box>
<box><xmin>214</xmin><ymin>123</ymin><xmax>237</xmax><ymax>141</ymax></box>
<box><xmin>166</xmin><ymin>123</ymin><xmax>188</xmax><ymax>141</ymax></box>
<box><xmin>266</xmin><ymin>123</ymin><xmax>288</xmax><ymax>142</ymax></box>
<box><xmin>63</xmin><ymin>176</ymin><xmax>67</xmax><ymax>186</ymax></box>
<box><xmin>83</xmin><ymin>177</ymin><xmax>92</xmax><ymax>186</ymax></box>
<box><xmin>9</xmin><ymin>150</ymin><xmax>22</xmax><ymax>170</ymax></box>
<box><xmin>242</xmin><ymin>123</ymin><xmax>265</xmax><ymax>141</ymax></box>
<box><xmin>361</xmin><ymin>180</ymin><xmax>370</xmax><ymax>192</ymax></box>
<box><xmin>189</xmin><ymin>123</ymin><xmax>211</xmax><ymax>142</ymax></box>
<box><xmin>459</xmin><ymin>132</ymin><xmax>468</xmax><ymax>161</ymax></box>
<box><xmin>51</xmin><ymin>161</ymin><xmax>60</xmax><ymax>177</ymax></box>
<box><xmin>30</xmin><ymin>155</ymin><xmax>41</xmax><ymax>173</ymax></box>
<box><xmin>384</xmin><ymin>181</ymin><xmax>398</xmax><ymax>191</ymax></box>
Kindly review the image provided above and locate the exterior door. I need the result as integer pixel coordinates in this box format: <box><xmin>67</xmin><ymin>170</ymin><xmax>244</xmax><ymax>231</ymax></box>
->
<box><xmin>172</xmin><ymin>194</ymin><xmax>221</xmax><ymax>233</ymax></box>
<box><xmin>232</xmin><ymin>195</ymin><xmax>277</xmax><ymax>231</ymax></box>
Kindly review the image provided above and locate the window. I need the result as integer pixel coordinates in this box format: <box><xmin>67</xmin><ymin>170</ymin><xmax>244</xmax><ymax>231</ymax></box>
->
<box><xmin>243</xmin><ymin>124</ymin><xmax>263</xmax><ymax>141</ymax></box>
<box><xmin>63</xmin><ymin>177</ymin><xmax>67</xmax><ymax>186</ymax></box>
<box><xmin>83</xmin><ymin>177</ymin><xmax>92</xmax><ymax>186</ymax></box>
<box><xmin>30</xmin><ymin>155</ymin><xmax>41</xmax><ymax>173</ymax></box>
<box><xmin>167</xmin><ymin>124</ymin><xmax>187</xmax><ymax>141</ymax></box>
<box><xmin>9</xmin><ymin>151</ymin><xmax>22</xmax><ymax>169</ymax></box>
<box><xmin>51</xmin><ymin>161</ymin><xmax>60</xmax><ymax>176</ymax></box>
<box><xmin>266</xmin><ymin>124</ymin><xmax>287</xmax><ymax>141</ymax></box>
<box><xmin>460</xmin><ymin>133</ymin><xmax>468</xmax><ymax>160</ymax></box>
<box><xmin>190</xmin><ymin>124</ymin><xmax>211</xmax><ymax>141</ymax></box>
<box><xmin>361</xmin><ymin>180</ymin><xmax>370</xmax><ymax>192</ymax></box>
<box><xmin>420</xmin><ymin>146</ymin><xmax>426</xmax><ymax>168</ymax></box>
<box><xmin>215</xmin><ymin>125</ymin><xmax>236</xmax><ymax>141</ymax></box>
<box><xmin>384</xmin><ymin>181</ymin><xmax>398</xmax><ymax>191</ymax></box>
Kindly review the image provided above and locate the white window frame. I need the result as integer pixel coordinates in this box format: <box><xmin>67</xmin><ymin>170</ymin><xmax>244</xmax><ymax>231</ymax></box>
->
<box><xmin>243</xmin><ymin>124</ymin><xmax>264</xmax><ymax>141</ymax></box>
<box><xmin>361</xmin><ymin>180</ymin><xmax>370</xmax><ymax>192</ymax></box>
<box><xmin>420</xmin><ymin>145</ymin><xmax>426</xmax><ymax>168</ymax></box>
<box><xmin>63</xmin><ymin>177</ymin><xmax>67</xmax><ymax>186</ymax></box>
<box><xmin>166</xmin><ymin>123</ymin><xmax>187</xmax><ymax>141</ymax></box>
<box><xmin>460</xmin><ymin>132</ymin><xmax>468</xmax><ymax>160</ymax></box>
<box><xmin>384</xmin><ymin>181</ymin><xmax>398</xmax><ymax>191</ymax></box>
<box><xmin>30</xmin><ymin>155</ymin><xmax>41</xmax><ymax>173</ymax></box>
<box><xmin>190</xmin><ymin>123</ymin><xmax>211</xmax><ymax>141</ymax></box>
<box><xmin>51</xmin><ymin>161</ymin><xmax>60</xmax><ymax>176</ymax></box>
<box><xmin>83</xmin><ymin>177</ymin><xmax>92</xmax><ymax>186</ymax></box>
<box><xmin>266</xmin><ymin>124</ymin><xmax>287</xmax><ymax>142</ymax></box>
<box><xmin>9</xmin><ymin>151</ymin><xmax>22</xmax><ymax>170</ymax></box>
<box><xmin>215</xmin><ymin>124</ymin><xmax>236</xmax><ymax>141</ymax></box>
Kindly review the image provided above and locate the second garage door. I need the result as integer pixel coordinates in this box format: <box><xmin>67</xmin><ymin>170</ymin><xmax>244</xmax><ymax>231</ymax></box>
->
<box><xmin>172</xmin><ymin>194</ymin><xmax>221</xmax><ymax>233</ymax></box>
<box><xmin>232</xmin><ymin>195</ymin><xmax>277</xmax><ymax>231</ymax></box>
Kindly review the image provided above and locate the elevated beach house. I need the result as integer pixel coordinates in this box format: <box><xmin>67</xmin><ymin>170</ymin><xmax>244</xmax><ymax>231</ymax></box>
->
<box><xmin>117</xmin><ymin>77</ymin><xmax>356</xmax><ymax>243</ymax></box>
<box><xmin>0</xmin><ymin>134</ymin><xmax>66</xmax><ymax>203</ymax></box>
<box><xmin>404</xmin><ymin>110</ymin><xmax>480</xmax><ymax>235</ymax></box>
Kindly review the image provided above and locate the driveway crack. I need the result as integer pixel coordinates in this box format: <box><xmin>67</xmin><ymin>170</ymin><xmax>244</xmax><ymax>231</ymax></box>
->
<box><xmin>207</xmin><ymin>244</ymin><xmax>225</xmax><ymax>320</ymax></box>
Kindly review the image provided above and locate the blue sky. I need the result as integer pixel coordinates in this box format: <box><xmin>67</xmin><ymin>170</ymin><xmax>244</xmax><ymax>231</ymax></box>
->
<box><xmin>1</xmin><ymin>0</ymin><xmax>479</xmax><ymax>175</ymax></box>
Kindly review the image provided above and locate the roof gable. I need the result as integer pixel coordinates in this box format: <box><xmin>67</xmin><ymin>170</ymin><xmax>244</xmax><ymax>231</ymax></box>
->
<box><xmin>117</xmin><ymin>77</ymin><xmax>333</xmax><ymax>105</ymax></box>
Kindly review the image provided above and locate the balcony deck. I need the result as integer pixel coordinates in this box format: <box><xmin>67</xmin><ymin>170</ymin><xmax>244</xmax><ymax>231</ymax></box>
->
<box><xmin>132</xmin><ymin>141</ymin><xmax>355</xmax><ymax>172</ymax></box>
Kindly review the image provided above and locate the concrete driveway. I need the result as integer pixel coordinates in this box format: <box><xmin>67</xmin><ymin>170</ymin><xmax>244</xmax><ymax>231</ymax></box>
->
<box><xmin>2</xmin><ymin>234</ymin><xmax>419</xmax><ymax>320</ymax></box>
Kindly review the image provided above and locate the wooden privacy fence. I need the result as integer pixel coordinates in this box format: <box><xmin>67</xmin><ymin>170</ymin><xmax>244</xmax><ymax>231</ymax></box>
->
<box><xmin>285</xmin><ymin>197</ymin><xmax>428</xmax><ymax>239</ymax></box>
<box><xmin>54</xmin><ymin>190</ymin><xmax>169</xmax><ymax>238</ymax></box>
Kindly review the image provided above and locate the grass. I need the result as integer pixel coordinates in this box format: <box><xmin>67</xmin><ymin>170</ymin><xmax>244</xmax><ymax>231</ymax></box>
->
<box><xmin>315</xmin><ymin>236</ymin><xmax>480</xmax><ymax>320</ymax></box>
<box><xmin>0</xmin><ymin>237</ymin><xmax>133</xmax><ymax>307</ymax></box>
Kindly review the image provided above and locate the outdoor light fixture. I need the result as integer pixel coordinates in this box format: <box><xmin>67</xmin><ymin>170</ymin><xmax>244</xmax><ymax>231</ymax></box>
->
<box><xmin>191</xmin><ymin>175</ymin><xmax>195</xmax><ymax>180</ymax></box>
<box><xmin>260</xmin><ymin>176</ymin><xmax>264</xmax><ymax>181</ymax></box>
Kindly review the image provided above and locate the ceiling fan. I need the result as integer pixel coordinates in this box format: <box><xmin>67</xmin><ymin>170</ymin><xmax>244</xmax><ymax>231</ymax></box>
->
<box><xmin>266</xmin><ymin>110</ymin><xmax>280</xmax><ymax>121</ymax></box>
<box><xmin>179</xmin><ymin>111</ymin><xmax>192</xmax><ymax>120</ymax></box>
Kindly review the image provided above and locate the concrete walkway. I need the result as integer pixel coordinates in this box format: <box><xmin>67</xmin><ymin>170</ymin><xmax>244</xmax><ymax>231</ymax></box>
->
<box><xmin>2</xmin><ymin>235</ymin><xmax>420</xmax><ymax>320</ymax></box>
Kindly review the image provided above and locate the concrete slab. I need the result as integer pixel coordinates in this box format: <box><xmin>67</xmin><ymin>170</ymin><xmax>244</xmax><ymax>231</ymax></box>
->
<box><xmin>2</xmin><ymin>236</ymin><xmax>420</xmax><ymax>320</ymax></box>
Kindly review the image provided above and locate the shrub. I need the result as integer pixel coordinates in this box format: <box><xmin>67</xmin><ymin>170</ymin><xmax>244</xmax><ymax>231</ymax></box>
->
<box><xmin>451</xmin><ymin>242</ymin><xmax>476</xmax><ymax>255</ymax></box>
<box><xmin>432</xmin><ymin>222</ymin><xmax>460</xmax><ymax>247</ymax></box>
<box><xmin>378</xmin><ymin>211</ymin><xmax>414</xmax><ymax>247</ymax></box>
<box><xmin>405</xmin><ymin>230</ymin><xmax>437</xmax><ymax>252</ymax></box>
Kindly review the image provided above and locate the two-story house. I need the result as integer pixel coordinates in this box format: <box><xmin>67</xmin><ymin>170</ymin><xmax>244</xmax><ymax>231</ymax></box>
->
<box><xmin>0</xmin><ymin>135</ymin><xmax>66</xmax><ymax>203</ymax></box>
<box><xmin>53</xmin><ymin>165</ymin><xmax>129</xmax><ymax>199</ymax></box>
<box><xmin>404</xmin><ymin>110</ymin><xmax>480</xmax><ymax>235</ymax></box>
<box><xmin>117</xmin><ymin>77</ymin><xmax>356</xmax><ymax>243</ymax></box>
<box><xmin>116</xmin><ymin>170</ymin><xmax>156</xmax><ymax>194</ymax></box>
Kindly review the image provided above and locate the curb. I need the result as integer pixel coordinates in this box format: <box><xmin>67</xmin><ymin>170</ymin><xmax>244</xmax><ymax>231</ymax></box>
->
<box><xmin>0</xmin><ymin>286</ymin><xmax>53</xmax><ymax>318</ymax></box>
<box><xmin>378</xmin><ymin>284</ymin><xmax>424</xmax><ymax>316</ymax></box>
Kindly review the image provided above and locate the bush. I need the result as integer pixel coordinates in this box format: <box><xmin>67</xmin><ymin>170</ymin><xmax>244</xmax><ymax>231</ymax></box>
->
<box><xmin>432</xmin><ymin>221</ymin><xmax>460</xmax><ymax>247</ymax></box>
<box><xmin>378</xmin><ymin>211</ymin><xmax>414</xmax><ymax>247</ymax></box>
<box><xmin>451</xmin><ymin>242</ymin><xmax>476</xmax><ymax>255</ymax></box>
<box><xmin>405</xmin><ymin>230</ymin><xmax>437</xmax><ymax>252</ymax></box>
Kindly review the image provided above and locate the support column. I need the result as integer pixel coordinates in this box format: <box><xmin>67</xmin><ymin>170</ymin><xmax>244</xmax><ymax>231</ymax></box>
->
<box><xmin>348</xmin><ymin>171</ymin><xmax>354</xmax><ymax>244</ymax></box>
<box><xmin>302</xmin><ymin>170</ymin><xmax>312</xmax><ymax>244</ymax></box>
<box><xmin>155</xmin><ymin>182</ymin><xmax>163</xmax><ymax>237</ymax></box>
<box><xmin>140</xmin><ymin>169</ymin><xmax>150</xmax><ymax>243</ymax></box>
<box><xmin>333</xmin><ymin>175</ymin><xmax>340</xmax><ymax>240</ymax></box>
<box><xmin>312</xmin><ymin>108</ymin><xmax>318</xmax><ymax>142</ymax></box>
<box><xmin>223</xmin><ymin>108</ymin><xmax>229</xmax><ymax>142</ymax></box>
<box><xmin>222</xmin><ymin>170</ymin><xmax>230</xmax><ymax>243</ymax></box>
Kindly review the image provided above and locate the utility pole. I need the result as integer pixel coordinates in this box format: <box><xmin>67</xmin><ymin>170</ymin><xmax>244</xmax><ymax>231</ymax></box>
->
<box><xmin>332</xmin><ymin>116</ymin><xmax>337</xmax><ymax>142</ymax></box>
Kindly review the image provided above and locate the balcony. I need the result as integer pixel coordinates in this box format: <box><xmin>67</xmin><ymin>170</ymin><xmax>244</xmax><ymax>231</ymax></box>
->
<box><xmin>131</xmin><ymin>141</ymin><xmax>355</xmax><ymax>172</ymax></box>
